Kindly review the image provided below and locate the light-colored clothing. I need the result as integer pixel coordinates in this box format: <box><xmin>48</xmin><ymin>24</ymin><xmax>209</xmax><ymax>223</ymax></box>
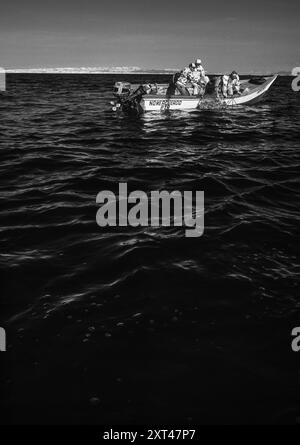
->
<box><xmin>176</xmin><ymin>67</ymin><xmax>192</xmax><ymax>95</ymax></box>
<box><xmin>196</xmin><ymin>65</ymin><xmax>206</xmax><ymax>77</ymax></box>
<box><xmin>189</xmin><ymin>69</ymin><xmax>201</xmax><ymax>94</ymax></box>
<box><xmin>220</xmin><ymin>74</ymin><xmax>230</xmax><ymax>97</ymax></box>
<box><xmin>189</xmin><ymin>69</ymin><xmax>209</xmax><ymax>95</ymax></box>
<box><xmin>216</xmin><ymin>75</ymin><xmax>240</xmax><ymax>97</ymax></box>
<box><xmin>177</xmin><ymin>67</ymin><xmax>192</xmax><ymax>86</ymax></box>
<box><xmin>228</xmin><ymin>77</ymin><xmax>240</xmax><ymax>96</ymax></box>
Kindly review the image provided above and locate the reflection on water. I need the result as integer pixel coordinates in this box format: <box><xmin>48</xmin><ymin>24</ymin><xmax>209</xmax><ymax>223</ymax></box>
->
<box><xmin>0</xmin><ymin>74</ymin><xmax>299</xmax><ymax>424</ymax></box>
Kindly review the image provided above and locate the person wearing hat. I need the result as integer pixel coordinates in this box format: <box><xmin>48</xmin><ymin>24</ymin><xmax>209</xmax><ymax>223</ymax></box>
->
<box><xmin>195</xmin><ymin>58</ymin><xmax>206</xmax><ymax>77</ymax></box>
<box><xmin>227</xmin><ymin>71</ymin><xmax>241</xmax><ymax>96</ymax></box>
<box><xmin>193</xmin><ymin>58</ymin><xmax>210</xmax><ymax>95</ymax></box>
<box><xmin>187</xmin><ymin>59</ymin><xmax>208</xmax><ymax>96</ymax></box>
<box><xmin>187</xmin><ymin>62</ymin><xmax>204</xmax><ymax>95</ymax></box>
<box><xmin>175</xmin><ymin>62</ymin><xmax>195</xmax><ymax>95</ymax></box>
<box><xmin>215</xmin><ymin>71</ymin><xmax>241</xmax><ymax>98</ymax></box>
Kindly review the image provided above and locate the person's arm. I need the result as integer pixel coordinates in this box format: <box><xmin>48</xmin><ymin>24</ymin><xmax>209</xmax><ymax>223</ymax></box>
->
<box><xmin>187</xmin><ymin>70</ymin><xmax>194</xmax><ymax>82</ymax></box>
<box><xmin>234</xmin><ymin>79</ymin><xmax>241</xmax><ymax>94</ymax></box>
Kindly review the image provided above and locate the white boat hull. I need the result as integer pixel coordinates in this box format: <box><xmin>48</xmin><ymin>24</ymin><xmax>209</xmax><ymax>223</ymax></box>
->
<box><xmin>221</xmin><ymin>75</ymin><xmax>277</xmax><ymax>106</ymax></box>
<box><xmin>140</xmin><ymin>96</ymin><xmax>201</xmax><ymax>112</ymax></box>
<box><xmin>139</xmin><ymin>75</ymin><xmax>278</xmax><ymax>112</ymax></box>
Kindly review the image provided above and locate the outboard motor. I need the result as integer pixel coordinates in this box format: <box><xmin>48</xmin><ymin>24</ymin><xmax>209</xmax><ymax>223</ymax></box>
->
<box><xmin>111</xmin><ymin>82</ymin><xmax>132</xmax><ymax>111</ymax></box>
<box><xmin>113</xmin><ymin>82</ymin><xmax>132</xmax><ymax>98</ymax></box>
<box><xmin>111</xmin><ymin>81</ymin><xmax>147</xmax><ymax>112</ymax></box>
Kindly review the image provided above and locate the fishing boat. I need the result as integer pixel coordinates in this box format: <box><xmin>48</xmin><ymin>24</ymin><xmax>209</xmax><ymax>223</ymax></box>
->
<box><xmin>111</xmin><ymin>74</ymin><xmax>278</xmax><ymax>113</ymax></box>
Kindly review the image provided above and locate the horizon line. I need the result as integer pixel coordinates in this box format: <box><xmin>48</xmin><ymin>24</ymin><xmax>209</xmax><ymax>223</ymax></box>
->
<box><xmin>4</xmin><ymin>67</ymin><xmax>291</xmax><ymax>76</ymax></box>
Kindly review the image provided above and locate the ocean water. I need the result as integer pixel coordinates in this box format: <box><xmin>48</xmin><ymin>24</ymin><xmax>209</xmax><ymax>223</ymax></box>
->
<box><xmin>0</xmin><ymin>74</ymin><xmax>299</xmax><ymax>424</ymax></box>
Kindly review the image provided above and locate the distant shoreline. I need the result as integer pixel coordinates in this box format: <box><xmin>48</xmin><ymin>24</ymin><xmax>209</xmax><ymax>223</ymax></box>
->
<box><xmin>5</xmin><ymin>70</ymin><xmax>291</xmax><ymax>76</ymax></box>
<box><xmin>6</xmin><ymin>71</ymin><xmax>176</xmax><ymax>75</ymax></box>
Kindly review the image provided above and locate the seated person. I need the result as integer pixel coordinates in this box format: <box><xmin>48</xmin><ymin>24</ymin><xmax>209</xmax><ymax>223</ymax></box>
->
<box><xmin>175</xmin><ymin>63</ymin><xmax>196</xmax><ymax>95</ymax></box>
<box><xmin>228</xmin><ymin>71</ymin><xmax>241</xmax><ymax>96</ymax></box>
<box><xmin>189</xmin><ymin>69</ymin><xmax>210</xmax><ymax>96</ymax></box>
<box><xmin>215</xmin><ymin>71</ymin><xmax>241</xmax><ymax>98</ymax></box>
<box><xmin>193</xmin><ymin>58</ymin><xmax>210</xmax><ymax>96</ymax></box>
<box><xmin>195</xmin><ymin>58</ymin><xmax>207</xmax><ymax>77</ymax></box>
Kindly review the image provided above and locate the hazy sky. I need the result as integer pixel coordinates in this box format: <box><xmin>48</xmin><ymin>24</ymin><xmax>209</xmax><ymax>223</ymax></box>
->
<box><xmin>0</xmin><ymin>0</ymin><xmax>299</xmax><ymax>72</ymax></box>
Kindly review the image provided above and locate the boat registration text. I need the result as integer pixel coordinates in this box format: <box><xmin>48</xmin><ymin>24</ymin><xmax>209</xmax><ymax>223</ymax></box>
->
<box><xmin>148</xmin><ymin>99</ymin><xmax>183</xmax><ymax>106</ymax></box>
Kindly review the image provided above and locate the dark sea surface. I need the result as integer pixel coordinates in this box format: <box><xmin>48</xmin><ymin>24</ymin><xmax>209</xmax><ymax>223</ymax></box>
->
<box><xmin>0</xmin><ymin>74</ymin><xmax>299</xmax><ymax>424</ymax></box>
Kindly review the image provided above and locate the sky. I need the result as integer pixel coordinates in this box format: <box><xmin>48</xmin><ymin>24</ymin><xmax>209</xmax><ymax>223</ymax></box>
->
<box><xmin>0</xmin><ymin>0</ymin><xmax>299</xmax><ymax>72</ymax></box>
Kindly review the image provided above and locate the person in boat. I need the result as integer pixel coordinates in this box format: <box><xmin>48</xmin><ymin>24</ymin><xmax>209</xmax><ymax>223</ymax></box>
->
<box><xmin>175</xmin><ymin>63</ymin><xmax>196</xmax><ymax>95</ymax></box>
<box><xmin>215</xmin><ymin>71</ymin><xmax>241</xmax><ymax>98</ymax></box>
<box><xmin>189</xmin><ymin>69</ymin><xmax>209</xmax><ymax>96</ymax></box>
<box><xmin>195</xmin><ymin>58</ymin><xmax>206</xmax><ymax>77</ymax></box>
<box><xmin>227</xmin><ymin>71</ymin><xmax>241</xmax><ymax>96</ymax></box>
<box><xmin>191</xmin><ymin>58</ymin><xmax>210</xmax><ymax>96</ymax></box>
<box><xmin>195</xmin><ymin>59</ymin><xmax>210</xmax><ymax>85</ymax></box>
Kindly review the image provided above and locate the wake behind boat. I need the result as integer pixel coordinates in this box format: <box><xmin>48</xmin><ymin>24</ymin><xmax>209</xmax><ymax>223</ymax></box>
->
<box><xmin>111</xmin><ymin>74</ymin><xmax>278</xmax><ymax>113</ymax></box>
